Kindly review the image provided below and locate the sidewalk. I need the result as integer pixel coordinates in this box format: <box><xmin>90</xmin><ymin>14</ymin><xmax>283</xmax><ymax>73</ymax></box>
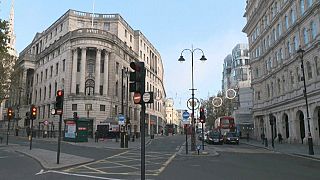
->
<box><xmin>243</xmin><ymin>138</ymin><xmax>320</xmax><ymax>160</ymax></box>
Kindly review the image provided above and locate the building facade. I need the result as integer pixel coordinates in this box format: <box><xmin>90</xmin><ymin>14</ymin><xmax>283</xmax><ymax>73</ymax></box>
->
<box><xmin>222</xmin><ymin>44</ymin><xmax>253</xmax><ymax>136</ymax></box>
<box><xmin>11</xmin><ymin>9</ymin><xmax>166</xmax><ymax>136</ymax></box>
<box><xmin>165</xmin><ymin>98</ymin><xmax>181</xmax><ymax>134</ymax></box>
<box><xmin>243</xmin><ymin>0</ymin><xmax>320</xmax><ymax>144</ymax></box>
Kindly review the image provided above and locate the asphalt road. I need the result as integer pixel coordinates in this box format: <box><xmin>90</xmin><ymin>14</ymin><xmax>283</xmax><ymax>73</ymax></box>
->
<box><xmin>158</xmin><ymin>143</ymin><xmax>320</xmax><ymax>180</ymax></box>
<box><xmin>2</xmin><ymin>135</ymin><xmax>320</xmax><ymax>180</ymax></box>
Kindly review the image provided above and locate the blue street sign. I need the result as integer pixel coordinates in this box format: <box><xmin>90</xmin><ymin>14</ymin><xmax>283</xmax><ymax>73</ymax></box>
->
<box><xmin>118</xmin><ymin>114</ymin><xmax>125</xmax><ymax>125</ymax></box>
<box><xmin>182</xmin><ymin>111</ymin><xmax>190</xmax><ymax>119</ymax></box>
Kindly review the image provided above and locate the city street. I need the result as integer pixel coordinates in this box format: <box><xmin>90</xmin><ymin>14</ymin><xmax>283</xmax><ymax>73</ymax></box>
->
<box><xmin>2</xmin><ymin>135</ymin><xmax>320</xmax><ymax>179</ymax></box>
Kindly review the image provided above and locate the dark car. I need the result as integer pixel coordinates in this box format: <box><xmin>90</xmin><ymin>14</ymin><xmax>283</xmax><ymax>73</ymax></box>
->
<box><xmin>224</xmin><ymin>132</ymin><xmax>239</xmax><ymax>145</ymax></box>
<box><xmin>206</xmin><ymin>131</ymin><xmax>223</xmax><ymax>145</ymax></box>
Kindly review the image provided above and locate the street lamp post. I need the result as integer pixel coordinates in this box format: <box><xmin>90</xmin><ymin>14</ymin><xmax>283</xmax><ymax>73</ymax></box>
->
<box><xmin>297</xmin><ymin>47</ymin><xmax>314</xmax><ymax>155</ymax></box>
<box><xmin>178</xmin><ymin>46</ymin><xmax>207</xmax><ymax>151</ymax></box>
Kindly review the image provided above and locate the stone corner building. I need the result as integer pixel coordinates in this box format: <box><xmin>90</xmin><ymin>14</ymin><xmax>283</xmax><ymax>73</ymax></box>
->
<box><xmin>243</xmin><ymin>0</ymin><xmax>320</xmax><ymax>145</ymax></box>
<box><xmin>12</xmin><ymin>9</ymin><xmax>166</xmax><ymax>137</ymax></box>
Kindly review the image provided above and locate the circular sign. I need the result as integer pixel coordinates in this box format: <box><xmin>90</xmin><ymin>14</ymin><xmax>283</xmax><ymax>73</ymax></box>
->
<box><xmin>133</xmin><ymin>92</ymin><xmax>141</xmax><ymax>104</ymax></box>
<box><xmin>226</xmin><ymin>89</ymin><xmax>237</xmax><ymax>99</ymax></box>
<box><xmin>44</xmin><ymin>120</ymin><xmax>48</xmax><ymax>125</ymax></box>
<box><xmin>212</xmin><ymin>97</ymin><xmax>223</xmax><ymax>107</ymax></box>
<box><xmin>187</xmin><ymin>98</ymin><xmax>200</xmax><ymax>110</ymax></box>
<box><xmin>143</xmin><ymin>92</ymin><xmax>151</xmax><ymax>102</ymax></box>
<box><xmin>182</xmin><ymin>111</ymin><xmax>190</xmax><ymax>119</ymax></box>
<box><xmin>51</xmin><ymin>109</ymin><xmax>56</xmax><ymax>115</ymax></box>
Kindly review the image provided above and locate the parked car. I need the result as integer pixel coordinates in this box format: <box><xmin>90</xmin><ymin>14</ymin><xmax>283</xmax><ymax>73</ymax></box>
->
<box><xmin>206</xmin><ymin>131</ymin><xmax>223</xmax><ymax>145</ymax></box>
<box><xmin>224</xmin><ymin>132</ymin><xmax>239</xmax><ymax>145</ymax></box>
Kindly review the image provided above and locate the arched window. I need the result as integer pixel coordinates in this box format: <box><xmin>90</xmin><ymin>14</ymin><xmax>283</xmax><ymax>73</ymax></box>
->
<box><xmin>285</xmin><ymin>15</ymin><xmax>289</xmax><ymax>29</ymax></box>
<box><xmin>306</xmin><ymin>61</ymin><xmax>313</xmax><ymax>80</ymax></box>
<box><xmin>85</xmin><ymin>79</ymin><xmax>95</xmax><ymax>96</ymax></box>
<box><xmin>303</xmin><ymin>28</ymin><xmax>309</xmax><ymax>45</ymax></box>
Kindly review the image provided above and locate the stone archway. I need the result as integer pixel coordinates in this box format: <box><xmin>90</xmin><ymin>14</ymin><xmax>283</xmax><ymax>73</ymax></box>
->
<box><xmin>297</xmin><ymin>110</ymin><xmax>305</xmax><ymax>143</ymax></box>
<box><xmin>283</xmin><ymin>113</ymin><xmax>289</xmax><ymax>139</ymax></box>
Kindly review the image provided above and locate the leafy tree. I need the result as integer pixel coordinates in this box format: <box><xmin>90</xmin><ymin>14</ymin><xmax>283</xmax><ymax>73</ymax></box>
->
<box><xmin>202</xmin><ymin>91</ymin><xmax>237</xmax><ymax>129</ymax></box>
<box><xmin>0</xmin><ymin>19</ymin><xmax>14</xmax><ymax>103</ymax></box>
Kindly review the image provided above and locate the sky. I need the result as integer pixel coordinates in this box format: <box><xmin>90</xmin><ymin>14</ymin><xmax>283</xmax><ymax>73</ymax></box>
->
<box><xmin>0</xmin><ymin>0</ymin><xmax>248</xmax><ymax>110</ymax></box>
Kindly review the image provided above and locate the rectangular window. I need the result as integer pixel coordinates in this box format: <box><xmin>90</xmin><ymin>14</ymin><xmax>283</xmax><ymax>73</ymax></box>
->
<box><xmin>100</xmin><ymin>105</ymin><xmax>105</xmax><ymax>111</ymax></box>
<box><xmin>101</xmin><ymin>59</ymin><xmax>104</xmax><ymax>73</ymax></box>
<box><xmin>56</xmin><ymin>63</ymin><xmax>59</xmax><ymax>75</ymax></box>
<box><xmin>41</xmin><ymin>71</ymin><xmax>43</xmax><ymax>82</ymax></box>
<box><xmin>47</xmin><ymin>104</ymin><xmax>50</xmax><ymax>118</ymax></box>
<box><xmin>76</xmin><ymin>84</ymin><xmax>80</xmax><ymax>94</ymax></box>
<box><xmin>104</xmin><ymin>22</ymin><xmax>110</xmax><ymax>31</ymax></box>
<box><xmin>100</xmin><ymin>85</ymin><xmax>103</xmax><ymax>95</ymax></box>
<box><xmin>116</xmin><ymin>62</ymin><xmax>119</xmax><ymax>74</ymax></box>
<box><xmin>72</xmin><ymin>104</ymin><xmax>77</xmax><ymax>111</ymax></box>
<box><xmin>45</xmin><ymin>69</ymin><xmax>48</xmax><ymax>79</ymax></box>
<box><xmin>63</xmin><ymin>59</ymin><xmax>65</xmax><ymax>72</ymax></box>
<box><xmin>50</xmin><ymin>66</ymin><xmax>53</xmax><ymax>77</ymax></box>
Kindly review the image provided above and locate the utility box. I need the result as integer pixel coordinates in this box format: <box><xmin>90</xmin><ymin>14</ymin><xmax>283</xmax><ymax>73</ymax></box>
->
<box><xmin>64</xmin><ymin>118</ymin><xmax>89</xmax><ymax>142</ymax></box>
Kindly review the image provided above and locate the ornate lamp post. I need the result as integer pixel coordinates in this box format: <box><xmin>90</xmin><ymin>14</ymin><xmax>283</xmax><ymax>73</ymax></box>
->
<box><xmin>297</xmin><ymin>47</ymin><xmax>314</xmax><ymax>155</ymax></box>
<box><xmin>178</xmin><ymin>46</ymin><xmax>207</xmax><ymax>151</ymax></box>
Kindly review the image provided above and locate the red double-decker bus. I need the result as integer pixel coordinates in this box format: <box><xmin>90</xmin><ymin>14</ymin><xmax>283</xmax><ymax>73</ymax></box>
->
<box><xmin>214</xmin><ymin>116</ymin><xmax>236</xmax><ymax>135</ymax></box>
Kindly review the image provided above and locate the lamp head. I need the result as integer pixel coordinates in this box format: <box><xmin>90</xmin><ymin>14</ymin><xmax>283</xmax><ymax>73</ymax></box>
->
<box><xmin>200</xmin><ymin>55</ymin><xmax>207</xmax><ymax>61</ymax></box>
<box><xmin>178</xmin><ymin>55</ymin><xmax>185</xmax><ymax>62</ymax></box>
<box><xmin>297</xmin><ymin>46</ymin><xmax>305</xmax><ymax>59</ymax></box>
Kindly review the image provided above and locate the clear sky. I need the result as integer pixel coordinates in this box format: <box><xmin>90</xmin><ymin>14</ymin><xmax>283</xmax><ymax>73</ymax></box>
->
<box><xmin>0</xmin><ymin>0</ymin><xmax>248</xmax><ymax>110</ymax></box>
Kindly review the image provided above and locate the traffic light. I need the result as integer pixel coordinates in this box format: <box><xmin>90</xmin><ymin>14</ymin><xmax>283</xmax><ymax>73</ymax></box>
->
<box><xmin>199</xmin><ymin>107</ymin><xmax>206</xmax><ymax>123</ymax></box>
<box><xmin>73</xmin><ymin>112</ymin><xmax>78</xmax><ymax>120</ymax></box>
<box><xmin>55</xmin><ymin>90</ymin><xmax>64</xmax><ymax>111</ymax></box>
<box><xmin>129</xmin><ymin>62</ymin><xmax>145</xmax><ymax>93</ymax></box>
<box><xmin>7</xmin><ymin>107</ymin><xmax>13</xmax><ymax>120</ymax></box>
<box><xmin>129</xmin><ymin>62</ymin><xmax>146</xmax><ymax>104</ymax></box>
<box><xmin>30</xmin><ymin>105</ymin><xmax>37</xmax><ymax>120</ymax></box>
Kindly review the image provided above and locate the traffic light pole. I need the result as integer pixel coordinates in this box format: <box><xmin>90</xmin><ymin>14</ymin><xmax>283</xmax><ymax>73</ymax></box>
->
<box><xmin>202</xmin><ymin>122</ymin><xmax>204</xmax><ymax>150</ymax></box>
<box><xmin>29</xmin><ymin>119</ymin><xmax>34</xmax><ymax>150</ymax></box>
<box><xmin>6</xmin><ymin>117</ymin><xmax>10</xmax><ymax>145</ymax></box>
<box><xmin>57</xmin><ymin>114</ymin><xmax>62</xmax><ymax>164</ymax></box>
<box><xmin>141</xmin><ymin>102</ymin><xmax>146</xmax><ymax>180</ymax></box>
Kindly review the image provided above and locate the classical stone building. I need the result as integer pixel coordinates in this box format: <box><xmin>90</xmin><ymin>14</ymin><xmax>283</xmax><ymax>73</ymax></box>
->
<box><xmin>11</xmin><ymin>9</ymin><xmax>166</xmax><ymax>137</ymax></box>
<box><xmin>222</xmin><ymin>43</ymin><xmax>253</xmax><ymax>137</ymax></box>
<box><xmin>243</xmin><ymin>0</ymin><xmax>320</xmax><ymax>144</ymax></box>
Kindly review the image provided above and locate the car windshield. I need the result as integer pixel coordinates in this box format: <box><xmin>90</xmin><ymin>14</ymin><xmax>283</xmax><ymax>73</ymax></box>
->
<box><xmin>209</xmin><ymin>131</ymin><xmax>221</xmax><ymax>137</ymax></box>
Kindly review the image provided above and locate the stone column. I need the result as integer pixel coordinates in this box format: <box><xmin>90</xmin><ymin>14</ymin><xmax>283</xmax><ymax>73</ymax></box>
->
<box><xmin>71</xmin><ymin>48</ymin><xmax>78</xmax><ymax>94</ymax></box>
<box><xmin>94</xmin><ymin>48</ymin><xmax>101</xmax><ymax>95</ymax></box>
<box><xmin>79</xmin><ymin>47</ymin><xmax>86</xmax><ymax>94</ymax></box>
<box><xmin>103</xmin><ymin>51</ymin><xmax>109</xmax><ymax>96</ymax></box>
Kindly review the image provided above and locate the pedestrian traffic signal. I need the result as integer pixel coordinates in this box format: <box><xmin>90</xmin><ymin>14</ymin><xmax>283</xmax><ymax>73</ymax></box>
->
<box><xmin>129</xmin><ymin>62</ymin><xmax>145</xmax><ymax>94</ymax></box>
<box><xmin>55</xmin><ymin>90</ymin><xmax>64</xmax><ymax>111</ymax></box>
<box><xmin>7</xmin><ymin>107</ymin><xmax>13</xmax><ymax>120</ymax></box>
<box><xmin>199</xmin><ymin>107</ymin><xmax>205</xmax><ymax>123</ymax></box>
<box><xmin>30</xmin><ymin>105</ymin><xmax>37</xmax><ymax>120</ymax></box>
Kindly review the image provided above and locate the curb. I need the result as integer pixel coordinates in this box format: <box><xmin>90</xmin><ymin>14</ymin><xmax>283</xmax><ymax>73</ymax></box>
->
<box><xmin>243</xmin><ymin>142</ymin><xmax>320</xmax><ymax>161</ymax></box>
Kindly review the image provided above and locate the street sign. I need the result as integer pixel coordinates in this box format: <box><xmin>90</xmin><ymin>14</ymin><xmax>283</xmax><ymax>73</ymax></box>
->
<box><xmin>56</xmin><ymin>109</ymin><xmax>63</xmax><ymax>115</ymax></box>
<box><xmin>182</xmin><ymin>111</ymin><xmax>190</xmax><ymax>119</ymax></box>
<box><xmin>44</xmin><ymin>120</ymin><xmax>48</xmax><ymax>126</ymax></box>
<box><xmin>143</xmin><ymin>92</ymin><xmax>154</xmax><ymax>103</ymax></box>
<box><xmin>133</xmin><ymin>92</ymin><xmax>141</xmax><ymax>104</ymax></box>
<box><xmin>118</xmin><ymin>114</ymin><xmax>125</xmax><ymax>125</ymax></box>
<box><xmin>51</xmin><ymin>109</ymin><xmax>56</xmax><ymax>115</ymax></box>
<box><xmin>187</xmin><ymin>98</ymin><xmax>200</xmax><ymax>110</ymax></box>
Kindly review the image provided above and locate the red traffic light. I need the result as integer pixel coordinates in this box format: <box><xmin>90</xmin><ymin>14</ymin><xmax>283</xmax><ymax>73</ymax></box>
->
<box><xmin>7</xmin><ymin>108</ymin><xmax>13</xmax><ymax>118</ymax></box>
<box><xmin>31</xmin><ymin>107</ymin><xmax>37</xmax><ymax>116</ymax></box>
<box><xmin>57</xmin><ymin>90</ymin><xmax>64</xmax><ymax>96</ymax></box>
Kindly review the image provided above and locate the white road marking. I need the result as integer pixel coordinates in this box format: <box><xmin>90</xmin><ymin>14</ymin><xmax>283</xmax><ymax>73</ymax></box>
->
<box><xmin>36</xmin><ymin>170</ymin><xmax>124</xmax><ymax>180</ymax></box>
<box><xmin>0</xmin><ymin>156</ymin><xmax>8</xmax><ymax>159</ymax></box>
<box><xmin>158</xmin><ymin>152</ymin><xmax>177</xmax><ymax>174</ymax></box>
